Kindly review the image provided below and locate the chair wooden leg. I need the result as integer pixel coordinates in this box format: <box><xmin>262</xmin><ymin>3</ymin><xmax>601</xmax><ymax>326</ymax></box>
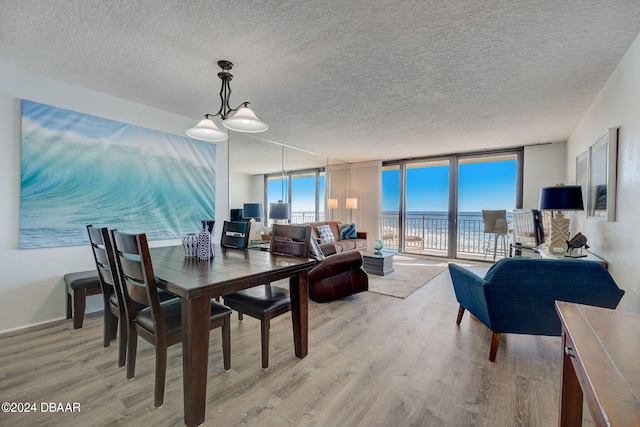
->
<box><xmin>126</xmin><ymin>325</ymin><xmax>138</xmax><ymax>380</ymax></box>
<box><xmin>456</xmin><ymin>305</ymin><xmax>465</xmax><ymax>325</ymax></box>
<box><xmin>261</xmin><ymin>317</ymin><xmax>270</xmax><ymax>369</ymax></box>
<box><xmin>222</xmin><ymin>316</ymin><xmax>231</xmax><ymax>371</ymax></box>
<box><xmin>489</xmin><ymin>332</ymin><xmax>500</xmax><ymax>362</ymax></box>
<box><xmin>117</xmin><ymin>317</ymin><xmax>127</xmax><ymax>368</ymax></box>
<box><xmin>238</xmin><ymin>312</ymin><xmax>243</xmax><ymax>321</ymax></box>
<box><xmin>66</xmin><ymin>290</ymin><xmax>72</xmax><ymax>320</ymax></box>
<box><xmin>103</xmin><ymin>311</ymin><xmax>118</xmax><ymax>347</ymax></box>
<box><xmin>154</xmin><ymin>344</ymin><xmax>167</xmax><ymax>408</ymax></box>
<box><xmin>72</xmin><ymin>289</ymin><xmax>86</xmax><ymax>329</ymax></box>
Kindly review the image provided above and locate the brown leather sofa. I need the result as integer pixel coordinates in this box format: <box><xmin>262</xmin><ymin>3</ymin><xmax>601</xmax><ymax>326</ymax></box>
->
<box><xmin>302</xmin><ymin>221</ymin><xmax>369</xmax><ymax>302</ymax></box>
<box><xmin>305</xmin><ymin>221</ymin><xmax>368</xmax><ymax>254</ymax></box>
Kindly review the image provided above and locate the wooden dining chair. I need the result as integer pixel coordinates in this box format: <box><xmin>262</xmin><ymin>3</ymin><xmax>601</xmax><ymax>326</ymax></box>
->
<box><xmin>223</xmin><ymin>223</ymin><xmax>311</xmax><ymax>368</ymax></box>
<box><xmin>220</xmin><ymin>220</ymin><xmax>251</xmax><ymax>249</ymax></box>
<box><xmin>86</xmin><ymin>225</ymin><xmax>127</xmax><ymax>366</ymax></box>
<box><xmin>111</xmin><ymin>230</ymin><xmax>232</xmax><ymax>408</ymax></box>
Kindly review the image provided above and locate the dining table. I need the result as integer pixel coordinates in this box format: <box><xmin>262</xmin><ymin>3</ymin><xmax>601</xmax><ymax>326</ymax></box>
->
<box><xmin>149</xmin><ymin>244</ymin><xmax>315</xmax><ymax>427</ymax></box>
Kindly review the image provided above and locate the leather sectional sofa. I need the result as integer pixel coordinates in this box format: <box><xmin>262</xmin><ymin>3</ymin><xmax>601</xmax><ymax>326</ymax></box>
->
<box><xmin>302</xmin><ymin>221</ymin><xmax>369</xmax><ymax>303</ymax></box>
<box><xmin>305</xmin><ymin>221</ymin><xmax>368</xmax><ymax>255</ymax></box>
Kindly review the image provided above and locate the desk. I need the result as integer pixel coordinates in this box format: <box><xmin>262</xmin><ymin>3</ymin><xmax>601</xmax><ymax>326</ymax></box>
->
<box><xmin>555</xmin><ymin>302</ymin><xmax>640</xmax><ymax>426</ymax></box>
<box><xmin>539</xmin><ymin>245</ymin><xmax>608</xmax><ymax>268</ymax></box>
<box><xmin>150</xmin><ymin>245</ymin><xmax>315</xmax><ymax>427</ymax></box>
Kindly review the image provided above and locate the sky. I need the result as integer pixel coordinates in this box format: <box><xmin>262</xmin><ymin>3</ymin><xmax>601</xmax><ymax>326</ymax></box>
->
<box><xmin>383</xmin><ymin>159</ymin><xmax>517</xmax><ymax>213</ymax></box>
<box><xmin>267</xmin><ymin>159</ymin><xmax>517</xmax><ymax>214</ymax></box>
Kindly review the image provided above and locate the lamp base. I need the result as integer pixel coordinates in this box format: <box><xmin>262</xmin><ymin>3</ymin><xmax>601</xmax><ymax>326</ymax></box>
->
<box><xmin>549</xmin><ymin>211</ymin><xmax>570</xmax><ymax>252</ymax></box>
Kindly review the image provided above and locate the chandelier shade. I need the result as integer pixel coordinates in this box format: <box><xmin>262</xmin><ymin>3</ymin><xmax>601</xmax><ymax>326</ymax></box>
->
<box><xmin>186</xmin><ymin>60</ymin><xmax>268</xmax><ymax>142</ymax></box>
<box><xmin>185</xmin><ymin>116</ymin><xmax>228</xmax><ymax>142</ymax></box>
<box><xmin>223</xmin><ymin>106</ymin><xmax>268</xmax><ymax>133</ymax></box>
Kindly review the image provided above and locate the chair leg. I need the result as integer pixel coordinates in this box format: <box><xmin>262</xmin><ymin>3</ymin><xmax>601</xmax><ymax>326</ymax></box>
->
<box><xmin>489</xmin><ymin>332</ymin><xmax>501</xmax><ymax>362</ymax></box>
<box><xmin>66</xmin><ymin>289</ymin><xmax>72</xmax><ymax>320</ymax></box>
<box><xmin>261</xmin><ymin>317</ymin><xmax>270</xmax><ymax>369</ymax></box>
<box><xmin>117</xmin><ymin>317</ymin><xmax>127</xmax><ymax>368</ymax></box>
<box><xmin>238</xmin><ymin>312</ymin><xmax>243</xmax><ymax>321</ymax></box>
<box><xmin>72</xmin><ymin>289</ymin><xmax>86</xmax><ymax>329</ymax></box>
<box><xmin>456</xmin><ymin>305</ymin><xmax>465</xmax><ymax>325</ymax></box>
<box><xmin>126</xmin><ymin>325</ymin><xmax>138</xmax><ymax>380</ymax></box>
<box><xmin>154</xmin><ymin>343</ymin><xmax>167</xmax><ymax>408</ymax></box>
<box><xmin>103</xmin><ymin>310</ymin><xmax>118</xmax><ymax>347</ymax></box>
<box><xmin>222</xmin><ymin>316</ymin><xmax>231</xmax><ymax>370</ymax></box>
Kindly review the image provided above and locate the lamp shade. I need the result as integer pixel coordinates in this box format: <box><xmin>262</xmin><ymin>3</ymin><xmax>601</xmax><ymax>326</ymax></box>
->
<box><xmin>327</xmin><ymin>198</ymin><xmax>338</xmax><ymax>209</ymax></box>
<box><xmin>186</xmin><ymin>117</ymin><xmax>228</xmax><ymax>142</ymax></box>
<box><xmin>346</xmin><ymin>198</ymin><xmax>358</xmax><ymax>209</ymax></box>
<box><xmin>269</xmin><ymin>202</ymin><xmax>290</xmax><ymax>220</ymax></box>
<box><xmin>539</xmin><ymin>185</ymin><xmax>584</xmax><ymax>211</ymax></box>
<box><xmin>222</xmin><ymin>106</ymin><xmax>269</xmax><ymax>133</ymax></box>
<box><xmin>242</xmin><ymin>203</ymin><xmax>263</xmax><ymax>219</ymax></box>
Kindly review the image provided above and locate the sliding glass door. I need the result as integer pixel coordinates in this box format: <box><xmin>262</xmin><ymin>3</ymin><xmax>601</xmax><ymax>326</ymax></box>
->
<box><xmin>265</xmin><ymin>169</ymin><xmax>325</xmax><ymax>224</ymax></box>
<box><xmin>382</xmin><ymin>149</ymin><xmax>522</xmax><ymax>260</ymax></box>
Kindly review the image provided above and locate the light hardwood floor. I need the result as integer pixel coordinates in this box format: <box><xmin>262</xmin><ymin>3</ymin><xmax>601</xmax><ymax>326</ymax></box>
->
<box><xmin>0</xmin><ymin>264</ymin><xmax>593</xmax><ymax>427</ymax></box>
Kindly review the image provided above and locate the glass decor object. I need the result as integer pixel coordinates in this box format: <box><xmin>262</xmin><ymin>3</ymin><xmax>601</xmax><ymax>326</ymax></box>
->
<box><xmin>373</xmin><ymin>239</ymin><xmax>383</xmax><ymax>254</ymax></box>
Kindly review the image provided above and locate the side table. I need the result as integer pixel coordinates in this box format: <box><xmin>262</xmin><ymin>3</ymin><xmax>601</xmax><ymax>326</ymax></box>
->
<box><xmin>362</xmin><ymin>251</ymin><xmax>395</xmax><ymax>276</ymax></box>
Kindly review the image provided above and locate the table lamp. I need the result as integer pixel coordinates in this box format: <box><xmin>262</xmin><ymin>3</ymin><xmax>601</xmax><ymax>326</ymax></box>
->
<box><xmin>269</xmin><ymin>200</ymin><xmax>291</xmax><ymax>224</ymax></box>
<box><xmin>242</xmin><ymin>203</ymin><xmax>264</xmax><ymax>243</ymax></box>
<box><xmin>539</xmin><ymin>185</ymin><xmax>584</xmax><ymax>253</ymax></box>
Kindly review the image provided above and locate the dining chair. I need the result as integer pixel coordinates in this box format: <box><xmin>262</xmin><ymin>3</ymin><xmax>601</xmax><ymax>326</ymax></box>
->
<box><xmin>220</xmin><ymin>220</ymin><xmax>251</xmax><ymax>249</ymax></box>
<box><xmin>86</xmin><ymin>224</ymin><xmax>127</xmax><ymax>366</ymax></box>
<box><xmin>111</xmin><ymin>230</ymin><xmax>232</xmax><ymax>408</ymax></box>
<box><xmin>223</xmin><ymin>223</ymin><xmax>311</xmax><ymax>368</ymax></box>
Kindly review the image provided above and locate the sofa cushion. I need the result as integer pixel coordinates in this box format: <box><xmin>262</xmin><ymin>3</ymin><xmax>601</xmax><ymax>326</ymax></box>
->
<box><xmin>317</xmin><ymin>224</ymin><xmax>336</xmax><ymax>243</ymax></box>
<box><xmin>339</xmin><ymin>223</ymin><xmax>358</xmax><ymax>239</ymax></box>
<box><xmin>309</xmin><ymin>235</ymin><xmax>325</xmax><ymax>261</ymax></box>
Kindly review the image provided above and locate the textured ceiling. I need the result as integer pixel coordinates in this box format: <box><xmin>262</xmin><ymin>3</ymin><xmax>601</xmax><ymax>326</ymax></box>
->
<box><xmin>2</xmin><ymin>0</ymin><xmax>640</xmax><ymax>174</ymax></box>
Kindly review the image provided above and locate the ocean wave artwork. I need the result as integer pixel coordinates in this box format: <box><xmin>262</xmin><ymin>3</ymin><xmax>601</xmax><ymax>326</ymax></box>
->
<box><xmin>19</xmin><ymin>100</ymin><xmax>217</xmax><ymax>249</ymax></box>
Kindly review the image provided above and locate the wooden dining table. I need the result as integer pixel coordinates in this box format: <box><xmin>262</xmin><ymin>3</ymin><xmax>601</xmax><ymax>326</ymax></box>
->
<box><xmin>149</xmin><ymin>244</ymin><xmax>315</xmax><ymax>427</ymax></box>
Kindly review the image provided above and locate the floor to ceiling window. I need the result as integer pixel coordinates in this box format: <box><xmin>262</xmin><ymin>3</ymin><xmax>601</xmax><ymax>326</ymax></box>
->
<box><xmin>265</xmin><ymin>169</ymin><xmax>325</xmax><ymax>224</ymax></box>
<box><xmin>383</xmin><ymin>149</ymin><xmax>522</xmax><ymax>260</ymax></box>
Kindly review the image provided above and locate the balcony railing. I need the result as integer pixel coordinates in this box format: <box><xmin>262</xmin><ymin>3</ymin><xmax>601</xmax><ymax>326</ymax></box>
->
<box><xmin>287</xmin><ymin>211</ymin><xmax>515</xmax><ymax>259</ymax></box>
<box><xmin>383</xmin><ymin>212</ymin><xmax>513</xmax><ymax>258</ymax></box>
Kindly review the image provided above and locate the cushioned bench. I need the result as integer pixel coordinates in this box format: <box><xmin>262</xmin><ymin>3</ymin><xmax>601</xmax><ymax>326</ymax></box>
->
<box><xmin>64</xmin><ymin>270</ymin><xmax>102</xmax><ymax>329</ymax></box>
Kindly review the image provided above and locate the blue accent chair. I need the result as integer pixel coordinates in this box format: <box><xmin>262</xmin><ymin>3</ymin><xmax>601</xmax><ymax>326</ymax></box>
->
<box><xmin>449</xmin><ymin>258</ymin><xmax>625</xmax><ymax>362</ymax></box>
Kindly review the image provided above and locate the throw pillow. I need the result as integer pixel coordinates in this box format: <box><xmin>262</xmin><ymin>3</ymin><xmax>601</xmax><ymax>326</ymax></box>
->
<box><xmin>317</xmin><ymin>224</ymin><xmax>336</xmax><ymax>243</ymax></box>
<box><xmin>309</xmin><ymin>235</ymin><xmax>325</xmax><ymax>261</ymax></box>
<box><xmin>339</xmin><ymin>223</ymin><xmax>358</xmax><ymax>240</ymax></box>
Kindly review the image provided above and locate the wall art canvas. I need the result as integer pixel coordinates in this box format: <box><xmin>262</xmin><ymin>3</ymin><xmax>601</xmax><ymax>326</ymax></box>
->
<box><xmin>588</xmin><ymin>128</ymin><xmax>617</xmax><ymax>221</ymax></box>
<box><xmin>575</xmin><ymin>149</ymin><xmax>589</xmax><ymax>216</ymax></box>
<box><xmin>20</xmin><ymin>100</ymin><xmax>217</xmax><ymax>249</ymax></box>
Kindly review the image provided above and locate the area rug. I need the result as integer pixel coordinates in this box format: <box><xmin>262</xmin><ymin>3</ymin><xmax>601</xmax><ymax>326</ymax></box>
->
<box><xmin>367</xmin><ymin>254</ymin><xmax>448</xmax><ymax>299</ymax></box>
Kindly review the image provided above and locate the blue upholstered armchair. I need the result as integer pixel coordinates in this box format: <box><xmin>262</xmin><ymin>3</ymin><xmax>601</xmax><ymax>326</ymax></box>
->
<box><xmin>449</xmin><ymin>258</ymin><xmax>625</xmax><ymax>362</ymax></box>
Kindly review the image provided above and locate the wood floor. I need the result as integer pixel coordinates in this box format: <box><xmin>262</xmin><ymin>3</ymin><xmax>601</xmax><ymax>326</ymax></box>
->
<box><xmin>0</xmin><ymin>265</ymin><xmax>594</xmax><ymax>427</ymax></box>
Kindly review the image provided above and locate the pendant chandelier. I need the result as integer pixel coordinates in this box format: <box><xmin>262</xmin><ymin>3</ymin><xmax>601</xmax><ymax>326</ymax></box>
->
<box><xmin>186</xmin><ymin>60</ymin><xmax>268</xmax><ymax>142</ymax></box>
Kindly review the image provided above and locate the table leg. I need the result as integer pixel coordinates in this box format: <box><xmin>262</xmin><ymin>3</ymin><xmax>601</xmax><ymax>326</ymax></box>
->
<box><xmin>289</xmin><ymin>270</ymin><xmax>308</xmax><ymax>358</ymax></box>
<box><xmin>181</xmin><ymin>295</ymin><xmax>211</xmax><ymax>427</ymax></box>
<box><xmin>559</xmin><ymin>332</ymin><xmax>583</xmax><ymax>427</ymax></box>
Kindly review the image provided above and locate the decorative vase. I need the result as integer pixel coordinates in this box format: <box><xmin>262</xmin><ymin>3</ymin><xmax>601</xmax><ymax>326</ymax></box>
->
<box><xmin>182</xmin><ymin>233</ymin><xmax>198</xmax><ymax>257</ymax></box>
<box><xmin>197</xmin><ymin>219</ymin><xmax>215</xmax><ymax>260</ymax></box>
<box><xmin>373</xmin><ymin>239</ymin><xmax>383</xmax><ymax>254</ymax></box>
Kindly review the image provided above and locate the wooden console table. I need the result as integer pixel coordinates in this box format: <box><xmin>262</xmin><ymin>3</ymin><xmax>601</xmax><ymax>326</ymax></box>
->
<box><xmin>555</xmin><ymin>302</ymin><xmax>640</xmax><ymax>426</ymax></box>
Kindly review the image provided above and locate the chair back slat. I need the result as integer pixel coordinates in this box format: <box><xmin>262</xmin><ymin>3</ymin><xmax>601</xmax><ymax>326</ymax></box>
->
<box><xmin>220</xmin><ymin>221</ymin><xmax>251</xmax><ymax>249</ymax></box>
<box><xmin>86</xmin><ymin>225</ymin><xmax>121</xmax><ymax>294</ymax></box>
<box><xmin>270</xmin><ymin>224</ymin><xmax>311</xmax><ymax>258</ymax></box>
<box><xmin>112</xmin><ymin>231</ymin><xmax>165</xmax><ymax>335</ymax></box>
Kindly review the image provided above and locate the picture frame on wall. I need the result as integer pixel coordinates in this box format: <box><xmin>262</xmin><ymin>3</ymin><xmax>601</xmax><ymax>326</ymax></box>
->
<box><xmin>588</xmin><ymin>128</ymin><xmax>618</xmax><ymax>221</ymax></box>
<box><xmin>575</xmin><ymin>149</ymin><xmax>589</xmax><ymax>216</ymax></box>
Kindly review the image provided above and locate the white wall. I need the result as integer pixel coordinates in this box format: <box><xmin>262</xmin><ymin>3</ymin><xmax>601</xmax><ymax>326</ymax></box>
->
<box><xmin>522</xmin><ymin>142</ymin><xmax>566</xmax><ymax>209</ymax></box>
<box><xmin>0</xmin><ymin>65</ymin><xmax>229</xmax><ymax>333</ymax></box>
<box><xmin>567</xmin><ymin>33</ymin><xmax>640</xmax><ymax>312</ymax></box>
